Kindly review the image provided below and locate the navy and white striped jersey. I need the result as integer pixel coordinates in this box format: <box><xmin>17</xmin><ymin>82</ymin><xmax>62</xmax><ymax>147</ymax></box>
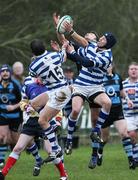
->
<box><xmin>123</xmin><ymin>78</ymin><xmax>138</xmax><ymax>117</ymax></box>
<box><xmin>75</xmin><ymin>42</ymin><xmax>113</xmax><ymax>86</ymax></box>
<box><xmin>29</xmin><ymin>50</ymin><xmax>67</xmax><ymax>91</ymax></box>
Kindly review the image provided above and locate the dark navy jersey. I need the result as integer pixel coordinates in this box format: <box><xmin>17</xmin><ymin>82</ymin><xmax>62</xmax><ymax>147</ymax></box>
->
<box><xmin>103</xmin><ymin>73</ymin><xmax>123</xmax><ymax>105</ymax></box>
<box><xmin>0</xmin><ymin>80</ymin><xmax>21</xmax><ymax>120</ymax></box>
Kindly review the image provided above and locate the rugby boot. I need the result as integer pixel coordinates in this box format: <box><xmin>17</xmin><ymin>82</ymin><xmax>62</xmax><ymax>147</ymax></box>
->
<box><xmin>90</xmin><ymin>131</ymin><xmax>103</xmax><ymax>143</ymax></box>
<box><xmin>97</xmin><ymin>153</ymin><xmax>103</xmax><ymax>166</ymax></box>
<box><xmin>0</xmin><ymin>172</ymin><xmax>4</xmax><ymax>180</ymax></box>
<box><xmin>129</xmin><ymin>158</ymin><xmax>136</xmax><ymax>170</ymax></box>
<box><xmin>64</xmin><ymin>142</ymin><xmax>72</xmax><ymax>155</ymax></box>
<box><xmin>88</xmin><ymin>155</ymin><xmax>97</xmax><ymax>169</ymax></box>
<box><xmin>33</xmin><ymin>159</ymin><xmax>44</xmax><ymax>176</ymax></box>
<box><xmin>44</xmin><ymin>150</ymin><xmax>63</xmax><ymax>163</ymax></box>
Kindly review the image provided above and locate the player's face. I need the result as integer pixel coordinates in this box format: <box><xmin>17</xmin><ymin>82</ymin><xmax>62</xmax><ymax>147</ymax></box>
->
<box><xmin>64</xmin><ymin>71</ymin><xmax>74</xmax><ymax>80</ymax></box>
<box><xmin>107</xmin><ymin>65</ymin><xmax>113</xmax><ymax>74</ymax></box>
<box><xmin>97</xmin><ymin>36</ymin><xmax>107</xmax><ymax>48</ymax></box>
<box><xmin>128</xmin><ymin>65</ymin><xmax>138</xmax><ymax>79</ymax></box>
<box><xmin>84</xmin><ymin>33</ymin><xmax>97</xmax><ymax>42</ymax></box>
<box><xmin>0</xmin><ymin>69</ymin><xmax>10</xmax><ymax>80</ymax></box>
<box><xmin>13</xmin><ymin>65</ymin><xmax>24</xmax><ymax>76</ymax></box>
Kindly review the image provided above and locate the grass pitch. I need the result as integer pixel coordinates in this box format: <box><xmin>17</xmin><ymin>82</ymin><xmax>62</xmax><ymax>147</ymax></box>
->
<box><xmin>5</xmin><ymin>144</ymin><xmax>138</xmax><ymax>180</ymax></box>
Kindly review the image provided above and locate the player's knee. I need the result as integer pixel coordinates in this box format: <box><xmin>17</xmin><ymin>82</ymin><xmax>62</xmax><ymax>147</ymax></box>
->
<box><xmin>30</xmin><ymin>100</ymin><xmax>39</xmax><ymax>111</ymax></box>
<box><xmin>38</xmin><ymin>115</ymin><xmax>48</xmax><ymax>127</ymax></box>
<box><xmin>128</xmin><ymin>131</ymin><xmax>137</xmax><ymax>143</ymax></box>
<box><xmin>13</xmin><ymin>145</ymin><xmax>24</xmax><ymax>154</ymax></box>
<box><xmin>71</xmin><ymin>109</ymin><xmax>80</xmax><ymax>119</ymax></box>
<box><xmin>102</xmin><ymin>99</ymin><xmax>111</xmax><ymax>111</ymax></box>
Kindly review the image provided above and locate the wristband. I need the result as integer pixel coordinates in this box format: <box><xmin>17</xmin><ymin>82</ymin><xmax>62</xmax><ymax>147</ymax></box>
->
<box><xmin>69</xmin><ymin>29</ymin><xmax>75</xmax><ymax>36</ymax></box>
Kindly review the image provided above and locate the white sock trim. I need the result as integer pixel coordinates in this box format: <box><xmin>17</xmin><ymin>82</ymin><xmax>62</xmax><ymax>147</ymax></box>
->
<box><xmin>9</xmin><ymin>152</ymin><xmax>19</xmax><ymax>160</ymax></box>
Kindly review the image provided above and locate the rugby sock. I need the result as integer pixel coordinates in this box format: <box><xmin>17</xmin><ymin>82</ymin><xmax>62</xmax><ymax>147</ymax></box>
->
<box><xmin>67</xmin><ymin>115</ymin><xmax>77</xmax><ymax>143</ymax></box>
<box><xmin>91</xmin><ymin>141</ymin><xmax>99</xmax><ymax>157</ymax></box>
<box><xmin>44</xmin><ymin>126</ymin><xmax>59</xmax><ymax>152</ymax></box>
<box><xmin>60</xmin><ymin>155</ymin><xmax>64</xmax><ymax>166</ymax></box>
<box><xmin>98</xmin><ymin>142</ymin><xmax>106</xmax><ymax>155</ymax></box>
<box><xmin>133</xmin><ymin>143</ymin><xmax>138</xmax><ymax>161</ymax></box>
<box><xmin>2</xmin><ymin>152</ymin><xmax>19</xmax><ymax>176</ymax></box>
<box><xmin>0</xmin><ymin>144</ymin><xmax>8</xmax><ymax>164</ymax></box>
<box><xmin>122</xmin><ymin>137</ymin><xmax>133</xmax><ymax>159</ymax></box>
<box><xmin>93</xmin><ymin>109</ymin><xmax>109</xmax><ymax>132</ymax></box>
<box><xmin>27</xmin><ymin>143</ymin><xmax>42</xmax><ymax>164</ymax></box>
<box><xmin>54</xmin><ymin>160</ymin><xmax>66</xmax><ymax>177</ymax></box>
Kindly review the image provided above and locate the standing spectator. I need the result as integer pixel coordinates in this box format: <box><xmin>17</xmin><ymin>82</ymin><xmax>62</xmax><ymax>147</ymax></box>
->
<box><xmin>123</xmin><ymin>62</ymin><xmax>138</xmax><ymax>164</ymax></box>
<box><xmin>12</xmin><ymin>61</ymin><xmax>25</xmax><ymax>88</ymax></box>
<box><xmin>0</xmin><ymin>64</ymin><xmax>22</xmax><ymax>167</ymax></box>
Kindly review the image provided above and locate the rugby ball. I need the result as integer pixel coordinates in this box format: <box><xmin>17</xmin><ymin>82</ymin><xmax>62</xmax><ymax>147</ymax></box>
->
<box><xmin>57</xmin><ymin>15</ymin><xmax>73</xmax><ymax>34</ymax></box>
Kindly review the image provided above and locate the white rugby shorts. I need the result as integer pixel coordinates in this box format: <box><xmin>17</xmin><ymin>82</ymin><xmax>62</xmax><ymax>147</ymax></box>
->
<box><xmin>125</xmin><ymin>115</ymin><xmax>138</xmax><ymax>131</ymax></box>
<box><xmin>46</xmin><ymin>86</ymin><xmax>72</xmax><ymax>110</ymax></box>
<box><xmin>72</xmin><ymin>84</ymin><xmax>105</xmax><ymax>98</ymax></box>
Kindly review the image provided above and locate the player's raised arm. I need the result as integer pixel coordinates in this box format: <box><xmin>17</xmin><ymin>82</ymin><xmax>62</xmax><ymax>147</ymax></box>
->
<box><xmin>63</xmin><ymin>21</ymin><xmax>88</xmax><ymax>47</ymax></box>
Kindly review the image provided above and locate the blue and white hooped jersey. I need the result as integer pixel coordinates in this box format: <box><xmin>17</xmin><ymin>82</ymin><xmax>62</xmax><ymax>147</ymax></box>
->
<box><xmin>29</xmin><ymin>50</ymin><xmax>67</xmax><ymax>91</ymax></box>
<box><xmin>75</xmin><ymin>42</ymin><xmax>113</xmax><ymax>86</ymax></box>
<box><xmin>123</xmin><ymin>78</ymin><xmax>138</xmax><ymax>117</ymax></box>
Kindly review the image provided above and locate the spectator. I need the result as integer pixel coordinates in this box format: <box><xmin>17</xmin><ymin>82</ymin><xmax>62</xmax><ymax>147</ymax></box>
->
<box><xmin>12</xmin><ymin>61</ymin><xmax>25</xmax><ymax>88</ymax></box>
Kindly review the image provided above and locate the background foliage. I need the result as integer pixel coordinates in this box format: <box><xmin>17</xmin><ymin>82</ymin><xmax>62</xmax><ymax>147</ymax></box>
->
<box><xmin>0</xmin><ymin>0</ymin><xmax>138</xmax><ymax>77</ymax></box>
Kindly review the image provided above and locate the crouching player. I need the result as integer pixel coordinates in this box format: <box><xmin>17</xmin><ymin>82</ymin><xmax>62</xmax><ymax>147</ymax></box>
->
<box><xmin>0</xmin><ymin>76</ymin><xmax>68</xmax><ymax>180</ymax></box>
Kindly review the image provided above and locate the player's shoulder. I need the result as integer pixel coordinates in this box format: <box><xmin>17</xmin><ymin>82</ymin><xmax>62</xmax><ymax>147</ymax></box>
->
<box><xmin>122</xmin><ymin>78</ymin><xmax>129</xmax><ymax>85</ymax></box>
<box><xmin>24</xmin><ymin>76</ymin><xmax>34</xmax><ymax>86</ymax></box>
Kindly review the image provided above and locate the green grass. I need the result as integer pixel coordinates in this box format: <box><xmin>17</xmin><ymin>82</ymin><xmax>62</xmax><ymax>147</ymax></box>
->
<box><xmin>5</xmin><ymin>144</ymin><xmax>138</xmax><ymax>180</ymax></box>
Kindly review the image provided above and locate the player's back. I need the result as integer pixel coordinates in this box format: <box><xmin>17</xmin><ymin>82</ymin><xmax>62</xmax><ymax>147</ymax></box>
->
<box><xmin>29</xmin><ymin>51</ymin><xmax>67</xmax><ymax>90</ymax></box>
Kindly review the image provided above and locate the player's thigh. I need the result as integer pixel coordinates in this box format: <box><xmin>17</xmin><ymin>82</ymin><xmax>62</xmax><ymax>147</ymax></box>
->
<box><xmin>94</xmin><ymin>93</ymin><xmax>111</xmax><ymax>110</ymax></box>
<box><xmin>40</xmin><ymin>105</ymin><xmax>60</xmax><ymax>122</ymax></box>
<box><xmin>10</xmin><ymin>131</ymin><xmax>20</xmax><ymax>144</ymax></box>
<box><xmin>114</xmin><ymin>119</ymin><xmax>128</xmax><ymax>137</ymax></box>
<box><xmin>72</xmin><ymin>96</ymin><xmax>84</xmax><ymax>113</ymax></box>
<box><xmin>13</xmin><ymin>134</ymin><xmax>34</xmax><ymax>153</ymax></box>
<box><xmin>0</xmin><ymin>125</ymin><xmax>10</xmax><ymax>142</ymax></box>
<box><xmin>31</xmin><ymin>92</ymin><xmax>49</xmax><ymax>110</ymax></box>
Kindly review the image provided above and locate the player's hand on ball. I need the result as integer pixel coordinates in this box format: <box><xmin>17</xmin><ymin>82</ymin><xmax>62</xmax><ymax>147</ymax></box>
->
<box><xmin>63</xmin><ymin>21</ymin><xmax>73</xmax><ymax>33</ymax></box>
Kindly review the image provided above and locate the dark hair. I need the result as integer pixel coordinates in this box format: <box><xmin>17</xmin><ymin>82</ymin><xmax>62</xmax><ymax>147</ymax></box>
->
<box><xmin>30</xmin><ymin>39</ymin><xmax>45</xmax><ymax>56</ymax></box>
<box><xmin>0</xmin><ymin>64</ymin><xmax>11</xmax><ymax>73</ymax></box>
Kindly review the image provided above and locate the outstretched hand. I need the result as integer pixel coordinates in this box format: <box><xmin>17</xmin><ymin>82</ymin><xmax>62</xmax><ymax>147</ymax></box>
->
<box><xmin>63</xmin><ymin>21</ymin><xmax>73</xmax><ymax>33</ymax></box>
<box><xmin>51</xmin><ymin>40</ymin><xmax>60</xmax><ymax>51</ymax></box>
<box><xmin>66</xmin><ymin>44</ymin><xmax>75</xmax><ymax>54</ymax></box>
